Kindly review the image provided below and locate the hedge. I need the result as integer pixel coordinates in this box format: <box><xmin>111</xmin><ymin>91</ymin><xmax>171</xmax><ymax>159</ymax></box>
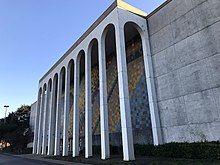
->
<box><xmin>93</xmin><ymin>141</ymin><xmax>220</xmax><ymax>160</ymax></box>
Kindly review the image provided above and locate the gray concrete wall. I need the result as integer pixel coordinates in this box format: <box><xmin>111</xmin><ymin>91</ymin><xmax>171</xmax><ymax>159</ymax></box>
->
<box><xmin>148</xmin><ymin>0</ymin><xmax>220</xmax><ymax>143</ymax></box>
<box><xmin>30</xmin><ymin>102</ymin><xmax>37</xmax><ymax>132</ymax></box>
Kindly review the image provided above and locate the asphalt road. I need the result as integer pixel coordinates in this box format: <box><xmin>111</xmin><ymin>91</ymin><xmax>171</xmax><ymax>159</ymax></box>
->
<box><xmin>0</xmin><ymin>154</ymin><xmax>61</xmax><ymax>165</ymax></box>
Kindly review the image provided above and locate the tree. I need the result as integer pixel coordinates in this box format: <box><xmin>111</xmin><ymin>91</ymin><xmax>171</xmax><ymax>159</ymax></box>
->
<box><xmin>0</xmin><ymin>105</ymin><xmax>31</xmax><ymax>152</ymax></box>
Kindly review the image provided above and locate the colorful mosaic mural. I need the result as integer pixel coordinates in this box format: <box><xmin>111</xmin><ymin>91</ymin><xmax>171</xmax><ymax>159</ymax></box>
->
<box><xmin>67</xmin><ymin>35</ymin><xmax>153</xmax><ymax>144</ymax></box>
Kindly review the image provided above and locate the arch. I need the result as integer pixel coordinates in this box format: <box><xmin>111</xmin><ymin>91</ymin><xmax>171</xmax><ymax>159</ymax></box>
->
<box><xmin>60</xmin><ymin>66</ymin><xmax>66</xmax><ymax>74</ymax></box>
<box><xmin>124</xmin><ymin>22</ymin><xmax>144</xmax><ymax>36</ymax></box>
<box><xmin>37</xmin><ymin>83</ymin><xmax>47</xmax><ymax>154</ymax></box>
<box><xmin>42</xmin><ymin>79</ymin><xmax>53</xmax><ymax>154</ymax></box>
<box><xmin>88</xmin><ymin>38</ymin><xmax>98</xmax><ymax>50</ymax></box>
<box><xmin>101</xmin><ymin>24</ymin><xmax>116</xmax><ymax>41</ymax></box>
<box><xmin>86</xmin><ymin>38</ymin><xmax>99</xmax><ymax>157</ymax></box>
<box><xmin>48</xmin><ymin>79</ymin><xmax>52</xmax><ymax>92</ymax></box>
<box><xmin>43</xmin><ymin>83</ymin><xmax>47</xmax><ymax>93</ymax></box>
<box><xmin>67</xmin><ymin>60</ymin><xmax>74</xmax><ymax>96</ymax></box>
<box><xmin>67</xmin><ymin>59</ymin><xmax>74</xmax><ymax>153</ymax></box>
<box><xmin>68</xmin><ymin>59</ymin><xmax>75</xmax><ymax>116</ymax></box>
<box><xmin>60</xmin><ymin>66</ymin><xmax>66</xmax><ymax>153</ymax></box>
<box><xmin>46</xmin><ymin>78</ymin><xmax>52</xmax><ymax>155</ymax></box>
<box><xmin>38</xmin><ymin>87</ymin><xmax>42</xmax><ymax>95</ymax></box>
<box><xmin>52</xmin><ymin>73</ymin><xmax>59</xmax><ymax>113</ymax></box>
<box><xmin>54</xmin><ymin>67</ymin><xmax>67</xmax><ymax>155</ymax></box>
<box><xmin>76</xmin><ymin>50</ymin><xmax>85</xmax><ymax>65</ymax></box>
<box><xmin>105</xmin><ymin>23</ymin><xmax>121</xmax><ymax>144</ymax></box>
<box><xmin>72</xmin><ymin>50</ymin><xmax>86</xmax><ymax>156</ymax></box>
<box><xmin>48</xmin><ymin>73</ymin><xmax>58</xmax><ymax>155</ymax></box>
<box><xmin>60</xmin><ymin>67</ymin><xmax>66</xmax><ymax>94</ymax></box>
<box><xmin>62</xmin><ymin>60</ymin><xmax>74</xmax><ymax>156</ymax></box>
<box><xmin>53</xmin><ymin>73</ymin><xmax>58</xmax><ymax>87</ymax></box>
<box><xmin>101</xmin><ymin>24</ymin><xmax>117</xmax><ymax>57</ymax></box>
<box><xmin>124</xmin><ymin>21</ymin><xmax>163</xmax><ymax>145</ymax></box>
<box><xmin>67</xmin><ymin>59</ymin><xmax>74</xmax><ymax>73</ymax></box>
<box><xmin>67</xmin><ymin>60</ymin><xmax>75</xmax><ymax>98</ymax></box>
<box><xmin>124</xmin><ymin>22</ymin><xmax>153</xmax><ymax>146</ymax></box>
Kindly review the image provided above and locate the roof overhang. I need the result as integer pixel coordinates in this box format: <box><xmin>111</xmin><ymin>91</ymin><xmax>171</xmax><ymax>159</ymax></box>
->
<box><xmin>116</xmin><ymin>0</ymin><xmax>147</xmax><ymax>17</ymax></box>
<box><xmin>39</xmin><ymin>0</ymin><xmax>147</xmax><ymax>82</ymax></box>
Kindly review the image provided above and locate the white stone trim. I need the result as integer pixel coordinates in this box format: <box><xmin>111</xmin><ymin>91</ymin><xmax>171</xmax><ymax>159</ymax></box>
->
<box><xmin>72</xmin><ymin>59</ymin><xmax>80</xmax><ymax>157</ymax></box>
<box><xmin>54</xmin><ymin>73</ymin><xmax>62</xmax><ymax>155</ymax></box>
<box><xmin>63</xmin><ymin>68</ymin><xmax>70</xmax><ymax>156</ymax></box>
<box><xmin>47</xmin><ymin>79</ymin><xmax>55</xmax><ymax>155</ymax></box>
<box><xmin>85</xmin><ymin>44</ymin><xmax>93</xmax><ymax>158</ymax></box>
<box><xmin>115</xmin><ymin>21</ymin><xmax>135</xmax><ymax>161</ymax></box>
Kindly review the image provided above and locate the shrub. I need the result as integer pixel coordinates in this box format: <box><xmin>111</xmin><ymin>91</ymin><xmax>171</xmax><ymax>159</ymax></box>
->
<box><xmin>92</xmin><ymin>145</ymin><xmax>123</xmax><ymax>155</ymax></box>
<box><xmin>133</xmin><ymin>141</ymin><xmax>220</xmax><ymax>160</ymax></box>
<box><xmin>134</xmin><ymin>144</ymin><xmax>154</xmax><ymax>156</ymax></box>
<box><xmin>92</xmin><ymin>142</ymin><xmax>220</xmax><ymax>159</ymax></box>
<box><xmin>93</xmin><ymin>145</ymin><xmax>101</xmax><ymax>155</ymax></box>
<box><xmin>110</xmin><ymin>145</ymin><xmax>122</xmax><ymax>155</ymax></box>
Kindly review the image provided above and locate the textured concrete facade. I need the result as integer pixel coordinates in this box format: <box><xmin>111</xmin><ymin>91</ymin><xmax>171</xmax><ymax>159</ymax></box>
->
<box><xmin>32</xmin><ymin>0</ymin><xmax>220</xmax><ymax>162</ymax></box>
<box><xmin>149</xmin><ymin>0</ymin><xmax>220</xmax><ymax>143</ymax></box>
<box><xmin>30</xmin><ymin>102</ymin><xmax>37</xmax><ymax>132</ymax></box>
<box><xmin>32</xmin><ymin>1</ymin><xmax>160</xmax><ymax>161</ymax></box>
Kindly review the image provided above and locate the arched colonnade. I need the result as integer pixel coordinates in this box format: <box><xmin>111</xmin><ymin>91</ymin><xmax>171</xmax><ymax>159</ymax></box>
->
<box><xmin>32</xmin><ymin>8</ymin><xmax>162</xmax><ymax>161</ymax></box>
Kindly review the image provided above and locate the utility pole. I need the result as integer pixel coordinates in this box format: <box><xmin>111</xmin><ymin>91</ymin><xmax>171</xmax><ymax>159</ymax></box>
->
<box><xmin>3</xmin><ymin>105</ymin><xmax>9</xmax><ymax>124</ymax></box>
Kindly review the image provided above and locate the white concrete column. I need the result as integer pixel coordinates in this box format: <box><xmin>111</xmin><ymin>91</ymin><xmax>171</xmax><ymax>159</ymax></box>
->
<box><xmin>98</xmin><ymin>38</ymin><xmax>110</xmax><ymax>160</ymax></box>
<box><xmin>142</xmin><ymin>28</ymin><xmax>163</xmax><ymax>145</ymax></box>
<box><xmin>54</xmin><ymin>75</ymin><xmax>62</xmax><ymax>155</ymax></box>
<box><xmin>115</xmin><ymin>24</ymin><xmax>135</xmax><ymax>161</ymax></box>
<box><xmin>37</xmin><ymin>88</ymin><xmax>45</xmax><ymax>154</ymax></box>
<box><xmin>32</xmin><ymin>90</ymin><xmax>41</xmax><ymax>154</ymax></box>
<box><xmin>47</xmin><ymin>81</ymin><xmax>55</xmax><ymax>155</ymax></box>
<box><xmin>63</xmin><ymin>68</ymin><xmax>70</xmax><ymax>156</ymax></box>
<box><xmin>85</xmin><ymin>49</ymin><xmax>92</xmax><ymax>158</ymax></box>
<box><xmin>42</xmin><ymin>87</ymin><xmax>49</xmax><ymax>155</ymax></box>
<box><xmin>72</xmin><ymin>60</ymin><xmax>80</xmax><ymax>157</ymax></box>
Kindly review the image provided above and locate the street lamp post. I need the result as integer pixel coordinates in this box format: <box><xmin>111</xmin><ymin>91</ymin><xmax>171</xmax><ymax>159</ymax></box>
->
<box><xmin>3</xmin><ymin>105</ymin><xmax>9</xmax><ymax>124</ymax></box>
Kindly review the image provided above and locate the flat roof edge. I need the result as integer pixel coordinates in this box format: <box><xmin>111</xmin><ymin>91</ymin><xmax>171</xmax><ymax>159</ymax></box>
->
<box><xmin>146</xmin><ymin>0</ymin><xmax>172</xmax><ymax>19</ymax></box>
<box><xmin>39</xmin><ymin>1</ymin><xmax>117</xmax><ymax>83</ymax></box>
<box><xmin>117</xmin><ymin>0</ymin><xmax>147</xmax><ymax>17</ymax></box>
<box><xmin>39</xmin><ymin>0</ymin><xmax>172</xmax><ymax>83</ymax></box>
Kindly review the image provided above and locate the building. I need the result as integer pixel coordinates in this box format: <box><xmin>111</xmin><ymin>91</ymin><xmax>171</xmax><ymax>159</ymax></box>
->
<box><xmin>30</xmin><ymin>102</ymin><xmax>37</xmax><ymax>132</ymax></box>
<box><xmin>28</xmin><ymin>102</ymin><xmax>37</xmax><ymax>148</ymax></box>
<box><xmin>32</xmin><ymin>0</ymin><xmax>220</xmax><ymax>161</ymax></box>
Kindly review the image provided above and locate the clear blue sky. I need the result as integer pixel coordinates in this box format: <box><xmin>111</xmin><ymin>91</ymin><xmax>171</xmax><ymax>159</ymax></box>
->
<box><xmin>0</xmin><ymin>0</ymin><xmax>166</xmax><ymax>119</ymax></box>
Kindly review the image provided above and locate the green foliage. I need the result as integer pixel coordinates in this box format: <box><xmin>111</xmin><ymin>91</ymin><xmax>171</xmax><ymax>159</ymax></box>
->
<box><xmin>134</xmin><ymin>142</ymin><xmax>220</xmax><ymax>160</ymax></box>
<box><xmin>0</xmin><ymin>104</ymin><xmax>31</xmax><ymax>151</ymax></box>
<box><xmin>92</xmin><ymin>145</ymin><xmax>123</xmax><ymax>155</ymax></box>
<box><xmin>93</xmin><ymin>145</ymin><xmax>101</xmax><ymax>155</ymax></box>
<box><xmin>110</xmin><ymin>145</ymin><xmax>123</xmax><ymax>155</ymax></box>
<box><xmin>134</xmin><ymin>144</ymin><xmax>154</xmax><ymax>156</ymax></box>
<box><xmin>92</xmin><ymin>142</ymin><xmax>220</xmax><ymax>160</ymax></box>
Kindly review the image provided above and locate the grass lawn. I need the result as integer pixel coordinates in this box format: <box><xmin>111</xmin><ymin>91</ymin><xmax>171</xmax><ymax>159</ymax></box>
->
<box><xmin>47</xmin><ymin>155</ymin><xmax>220</xmax><ymax>165</ymax></box>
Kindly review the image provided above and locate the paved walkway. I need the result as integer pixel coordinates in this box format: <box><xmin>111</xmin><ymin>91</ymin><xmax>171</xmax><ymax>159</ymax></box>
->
<box><xmin>15</xmin><ymin>154</ymin><xmax>90</xmax><ymax>165</ymax></box>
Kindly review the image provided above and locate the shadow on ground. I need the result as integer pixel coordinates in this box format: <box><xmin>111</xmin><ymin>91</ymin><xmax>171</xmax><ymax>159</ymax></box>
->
<box><xmin>46</xmin><ymin>155</ymin><xmax>220</xmax><ymax>165</ymax></box>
